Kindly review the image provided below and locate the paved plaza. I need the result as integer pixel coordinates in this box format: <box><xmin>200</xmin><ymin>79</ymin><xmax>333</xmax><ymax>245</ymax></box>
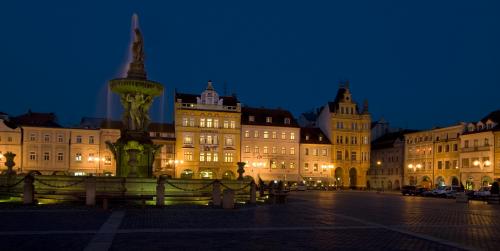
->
<box><xmin>0</xmin><ymin>191</ymin><xmax>499</xmax><ymax>250</ymax></box>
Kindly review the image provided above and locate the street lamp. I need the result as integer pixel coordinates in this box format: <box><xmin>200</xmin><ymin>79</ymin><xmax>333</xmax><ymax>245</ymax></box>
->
<box><xmin>407</xmin><ymin>163</ymin><xmax>422</xmax><ymax>186</ymax></box>
<box><xmin>376</xmin><ymin>161</ymin><xmax>382</xmax><ymax>190</ymax></box>
<box><xmin>321</xmin><ymin>164</ymin><xmax>334</xmax><ymax>188</ymax></box>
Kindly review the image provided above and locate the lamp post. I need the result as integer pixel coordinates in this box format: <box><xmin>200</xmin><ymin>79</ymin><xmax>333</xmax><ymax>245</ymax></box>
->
<box><xmin>168</xmin><ymin>159</ymin><xmax>184</xmax><ymax>178</ymax></box>
<box><xmin>376</xmin><ymin>161</ymin><xmax>382</xmax><ymax>190</ymax></box>
<box><xmin>473</xmin><ymin>159</ymin><xmax>491</xmax><ymax>188</ymax></box>
<box><xmin>321</xmin><ymin>164</ymin><xmax>334</xmax><ymax>189</ymax></box>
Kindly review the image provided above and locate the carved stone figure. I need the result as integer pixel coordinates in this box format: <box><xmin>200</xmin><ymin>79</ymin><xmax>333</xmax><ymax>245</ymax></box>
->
<box><xmin>132</xmin><ymin>28</ymin><xmax>144</xmax><ymax>63</ymax></box>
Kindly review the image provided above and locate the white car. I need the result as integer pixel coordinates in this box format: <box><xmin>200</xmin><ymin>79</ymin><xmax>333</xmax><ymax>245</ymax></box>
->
<box><xmin>297</xmin><ymin>184</ymin><xmax>307</xmax><ymax>191</ymax></box>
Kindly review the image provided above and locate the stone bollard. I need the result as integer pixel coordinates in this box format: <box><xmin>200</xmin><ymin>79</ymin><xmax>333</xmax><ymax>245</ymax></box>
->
<box><xmin>85</xmin><ymin>176</ymin><xmax>96</xmax><ymax>206</ymax></box>
<box><xmin>212</xmin><ymin>180</ymin><xmax>221</xmax><ymax>207</ymax></box>
<box><xmin>222</xmin><ymin>189</ymin><xmax>235</xmax><ymax>209</ymax></box>
<box><xmin>156</xmin><ymin>176</ymin><xmax>165</xmax><ymax>206</ymax></box>
<box><xmin>250</xmin><ymin>181</ymin><xmax>256</xmax><ymax>204</ymax></box>
<box><xmin>23</xmin><ymin>175</ymin><xmax>35</xmax><ymax>205</ymax></box>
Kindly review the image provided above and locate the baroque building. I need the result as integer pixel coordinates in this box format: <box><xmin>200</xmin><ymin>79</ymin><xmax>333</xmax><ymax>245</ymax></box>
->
<box><xmin>317</xmin><ymin>82</ymin><xmax>371</xmax><ymax>189</ymax></box>
<box><xmin>240</xmin><ymin>107</ymin><xmax>300</xmax><ymax>182</ymax></box>
<box><xmin>174</xmin><ymin>81</ymin><xmax>241</xmax><ymax>179</ymax></box>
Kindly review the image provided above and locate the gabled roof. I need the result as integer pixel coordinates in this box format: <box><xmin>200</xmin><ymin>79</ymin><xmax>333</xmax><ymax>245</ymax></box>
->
<box><xmin>241</xmin><ymin>107</ymin><xmax>299</xmax><ymax>127</ymax></box>
<box><xmin>372</xmin><ymin>130</ymin><xmax>419</xmax><ymax>150</ymax></box>
<box><xmin>12</xmin><ymin>110</ymin><xmax>62</xmax><ymax>128</ymax></box>
<box><xmin>480</xmin><ymin>110</ymin><xmax>500</xmax><ymax>124</ymax></box>
<box><xmin>300</xmin><ymin>127</ymin><xmax>331</xmax><ymax>144</ymax></box>
<box><xmin>175</xmin><ymin>92</ymin><xmax>239</xmax><ymax>106</ymax></box>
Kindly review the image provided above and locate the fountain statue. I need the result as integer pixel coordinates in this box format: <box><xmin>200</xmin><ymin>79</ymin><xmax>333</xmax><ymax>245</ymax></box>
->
<box><xmin>107</xmin><ymin>14</ymin><xmax>164</xmax><ymax>177</ymax></box>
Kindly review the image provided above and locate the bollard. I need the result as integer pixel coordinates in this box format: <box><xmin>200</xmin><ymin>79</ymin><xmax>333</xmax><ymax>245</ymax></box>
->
<box><xmin>156</xmin><ymin>177</ymin><xmax>165</xmax><ymax>206</ymax></box>
<box><xmin>222</xmin><ymin>189</ymin><xmax>235</xmax><ymax>209</ymax></box>
<box><xmin>250</xmin><ymin>181</ymin><xmax>256</xmax><ymax>204</ymax></box>
<box><xmin>23</xmin><ymin>175</ymin><xmax>35</xmax><ymax>205</ymax></box>
<box><xmin>85</xmin><ymin>176</ymin><xmax>96</xmax><ymax>206</ymax></box>
<box><xmin>212</xmin><ymin>180</ymin><xmax>221</xmax><ymax>206</ymax></box>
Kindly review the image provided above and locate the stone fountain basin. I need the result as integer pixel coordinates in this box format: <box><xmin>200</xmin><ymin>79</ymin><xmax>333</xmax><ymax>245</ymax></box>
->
<box><xmin>109</xmin><ymin>78</ymin><xmax>164</xmax><ymax>97</ymax></box>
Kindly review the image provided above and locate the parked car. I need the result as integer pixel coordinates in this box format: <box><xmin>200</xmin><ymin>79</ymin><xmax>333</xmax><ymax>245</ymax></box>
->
<box><xmin>297</xmin><ymin>183</ymin><xmax>307</xmax><ymax>191</ymax></box>
<box><xmin>474</xmin><ymin>187</ymin><xmax>491</xmax><ymax>198</ymax></box>
<box><xmin>415</xmin><ymin>187</ymin><xmax>430</xmax><ymax>196</ymax></box>
<box><xmin>401</xmin><ymin>185</ymin><xmax>417</xmax><ymax>196</ymax></box>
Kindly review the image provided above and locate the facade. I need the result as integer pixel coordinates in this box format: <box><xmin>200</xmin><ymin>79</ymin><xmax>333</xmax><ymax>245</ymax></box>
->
<box><xmin>0</xmin><ymin>118</ymin><xmax>22</xmax><ymax>173</ymax></box>
<box><xmin>174</xmin><ymin>81</ymin><xmax>241</xmax><ymax>179</ymax></box>
<box><xmin>240</xmin><ymin>107</ymin><xmax>300</xmax><ymax>182</ymax></box>
<box><xmin>317</xmin><ymin>82</ymin><xmax>371</xmax><ymax>188</ymax></box>
<box><xmin>459</xmin><ymin>111</ymin><xmax>500</xmax><ymax>189</ymax></box>
<box><xmin>299</xmin><ymin>127</ymin><xmax>333</xmax><ymax>185</ymax></box>
<box><xmin>404</xmin><ymin>124</ymin><xmax>464</xmax><ymax>188</ymax></box>
<box><xmin>367</xmin><ymin>130</ymin><xmax>415</xmax><ymax>190</ymax></box>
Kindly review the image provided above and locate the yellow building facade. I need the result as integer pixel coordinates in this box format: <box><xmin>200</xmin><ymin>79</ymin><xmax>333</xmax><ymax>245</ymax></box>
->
<box><xmin>0</xmin><ymin>118</ymin><xmax>22</xmax><ymax>173</ymax></box>
<box><xmin>317</xmin><ymin>82</ymin><xmax>371</xmax><ymax>188</ymax></box>
<box><xmin>174</xmin><ymin>81</ymin><xmax>241</xmax><ymax>179</ymax></box>
<box><xmin>240</xmin><ymin>107</ymin><xmax>300</xmax><ymax>182</ymax></box>
<box><xmin>299</xmin><ymin>127</ymin><xmax>333</xmax><ymax>185</ymax></box>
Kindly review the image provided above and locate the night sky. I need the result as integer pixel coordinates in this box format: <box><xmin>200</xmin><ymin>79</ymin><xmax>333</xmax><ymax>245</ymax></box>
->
<box><xmin>1</xmin><ymin>0</ymin><xmax>499</xmax><ymax>129</ymax></box>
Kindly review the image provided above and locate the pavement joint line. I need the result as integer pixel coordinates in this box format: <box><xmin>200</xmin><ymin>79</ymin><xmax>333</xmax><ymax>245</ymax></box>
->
<box><xmin>116</xmin><ymin>225</ymin><xmax>381</xmax><ymax>233</ymax></box>
<box><xmin>330</xmin><ymin>212</ymin><xmax>479</xmax><ymax>251</ymax></box>
<box><xmin>0</xmin><ymin>230</ymin><xmax>97</xmax><ymax>235</ymax></box>
<box><xmin>84</xmin><ymin>210</ymin><xmax>125</xmax><ymax>251</ymax></box>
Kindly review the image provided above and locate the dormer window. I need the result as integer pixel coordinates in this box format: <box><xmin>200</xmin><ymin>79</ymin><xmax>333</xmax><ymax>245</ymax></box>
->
<box><xmin>284</xmin><ymin>118</ymin><xmax>290</xmax><ymax>125</ymax></box>
<box><xmin>305</xmin><ymin>135</ymin><xmax>309</xmax><ymax>140</ymax></box>
<box><xmin>319</xmin><ymin>136</ymin><xmax>323</xmax><ymax>141</ymax></box>
<box><xmin>266</xmin><ymin>117</ymin><xmax>272</xmax><ymax>123</ymax></box>
<box><xmin>249</xmin><ymin>116</ymin><xmax>255</xmax><ymax>122</ymax></box>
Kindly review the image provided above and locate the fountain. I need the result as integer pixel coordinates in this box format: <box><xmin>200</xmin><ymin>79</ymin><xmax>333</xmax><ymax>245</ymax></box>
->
<box><xmin>106</xmin><ymin>14</ymin><xmax>164</xmax><ymax>177</ymax></box>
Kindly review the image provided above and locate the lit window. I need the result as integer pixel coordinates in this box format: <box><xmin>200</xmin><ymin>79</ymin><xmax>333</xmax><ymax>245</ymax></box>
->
<box><xmin>184</xmin><ymin>151</ymin><xmax>193</xmax><ymax>161</ymax></box>
<box><xmin>230</xmin><ymin>121</ymin><xmax>235</xmax><ymax>129</ymax></box>
<box><xmin>321</xmin><ymin>149</ymin><xmax>327</xmax><ymax>156</ymax></box>
<box><xmin>189</xmin><ymin>118</ymin><xmax>195</xmax><ymax>127</ymax></box>
<box><xmin>263</xmin><ymin>146</ymin><xmax>268</xmax><ymax>154</ymax></box>
<box><xmin>254</xmin><ymin>130</ymin><xmax>259</xmax><ymax>138</ymax></box>
<box><xmin>254</xmin><ymin>146</ymin><xmax>259</xmax><ymax>154</ymax></box>
<box><xmin>182</xmin><ymin>117</ymin><xmax>188</xmax><ymax>126</ymax></box>
<box><xmin>263</xmin><ymin>131</ymin><xmax>269</xmax><ymax>139</ymax></box>
<box><xmin>281</xmin><ymin>132</ymin><xmax>286</xmax><ymax>139</ymax></box>
<box><xmin>75</xmin><ymin>153</ymin><xmax>82</xmax><ymax>161</ymax></box>
<box><xmin>290</xmin><ymin>132</ymin><xmax>295</xmax><ymax>140</ymax></box>
<box><xmin>213</xmin><ymin>153</ymin><xmax>218</xmax><ymax>162</ymax></box>
<box><xmin>290</xmin><ymin>147</ymin><xmax>295</xmax><ymax>155</ymax></box>
<box><xmin>224</xmin><ymin>152</ymin><xmax>234</xmax><ymax>162</ymax></box>
<box><xmin>280</xmin><ymin>161</ymin><xmax>286</xmax><ymax>169</ymax></box>
<box><xmin>290</xmin><ymin>162</ymin><xmax>295</xmax><ymax>169</ymax></box>
<box><xmin>223</xmin><ymin>120</ymin><xmax>229</xmax><ymax>128</ymax></box>
<box><xmin>313</xmin><ymin>149</ymin><xmax>318</xmax><ymax>156</ymax></box>
<box><xmin>207</xmin><ymin>118</ymin><xmax>213</xmax><ymax>128</ymax></box>
<box><xmin>244</xmin><ymin>146</ymin><xmax>250</xmax><ymax>153</ymax></box>
<box><xmin>29</xmin><ymin>151</ymin><xmax>36</xmax><ymax>160</ymax></box>
<box><xmin>244</xmin><ymin>130</ymin><xmax>250</xmax><ymax>138</ymax></box>
<box><xmin>104</xmin><ymin>156</ymin><xmax>112</xmax><ymax>165</ymax></box>
<box><xmin>271</xmin><ymin>161</ymin><xmax>277</xmax><ymax>169</ymax></box>
<box><xmin>57</xmin><ymin>152</ymin><xmax>64</xmax><ymax>161</ymax></box>
<box><xmin>184</xmin><ymin>135</ymin><xmax>193</xmax><ymax>144</ymax></box>
<box><xmin>266</xmin><ymin>117</ymin><xmax>272</xmax><ymax>123</ymax></box>
<box><xmin>225</xmin><ymin>136</ymin><xmax>234</xmax><ymax>146</ymax></box>
<box><xmin>272</xmin><ymin>131</ymin><xmax>277</xmax><ymax>139</ymax></box>
<box><xmin>199</xmin><ymin>152</ymin><xmax>205</xmax><ymax>162</ymax></box>
<box><xmin>88</xmin><ymin>153</ymin><xmax>95</xmax><ymax>162</ymax></box>
<box><xmin>214</xmin><ymin>119</ymin><xmax>219</xmax><ymax>128</ymax></box>
<box><xmin>200</xmin><ymin>118</ymin><xmax>206</xmax><ymax>127</ymax></box>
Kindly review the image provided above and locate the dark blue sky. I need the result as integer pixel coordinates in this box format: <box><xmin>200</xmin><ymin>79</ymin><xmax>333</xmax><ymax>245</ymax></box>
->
<box><xmin>1</xmin><ymin>0</ymin><xmax>499</xmax><ymax>129</ymax></box>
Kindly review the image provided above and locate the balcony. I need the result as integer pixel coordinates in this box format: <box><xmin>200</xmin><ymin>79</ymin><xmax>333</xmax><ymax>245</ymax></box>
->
<box><xmin>461</xmin><ymin>146</ymin><xmax>491</xmax><ymax>152</ymax></box>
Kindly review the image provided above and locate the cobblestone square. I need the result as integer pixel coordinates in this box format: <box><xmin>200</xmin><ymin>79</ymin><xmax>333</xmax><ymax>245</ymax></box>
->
<box><xmin>0</xmin><ymin>191</ymin><xmax>499</xmax><ymax>250</ymax></box>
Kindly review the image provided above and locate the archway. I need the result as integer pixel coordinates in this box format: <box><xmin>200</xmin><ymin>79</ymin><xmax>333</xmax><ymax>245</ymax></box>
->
<box><xmin>387</xmin><ymin>180</ymin><xmax>393</xmax><ymax>190</ymax></box>
<box><xmin>180</xmin><ymin>169</ymin><xmax>194</xmax><ymax>179</ymax></box>
<box><xmin>421</xmin><ymin>176</ymin><xmax>431</xmax><ymax>188</ymax></box>
<box><xmin>335</xmin><ymin>167</ymin><xmax>344</xmax><ymax>187</ymax></box>
<box><xmin>436</xmin><ymin>176</ymin><xmax>445</xmax><ymax>187</ymax></box>
<box><xmin>451</xmin><ymin>176</ymin><xmax>459</xmax><ymax>186</ymax></box>
<box><xmin>481</xmin><ymin>176</ymin><xmax>492</xmax><ymax>187</ymax></box>
<box><xmin>222</xmin><ymin>171</ymin><xmax>235</xmax><ymax>180</ymax></box>
<box><xmin>200</xmin><ymin>169</ymin><xmax>214</xmax><ymax>179</ymax></box>
<box><xmin>394</xmin><ymin>180</ymin><xmax>400</xmax><ymax>190</ymax></box>
<box><xmin>349</xmin><ymin>168</ymin><xmax>357</xmax><ymax>189</ymax></box>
